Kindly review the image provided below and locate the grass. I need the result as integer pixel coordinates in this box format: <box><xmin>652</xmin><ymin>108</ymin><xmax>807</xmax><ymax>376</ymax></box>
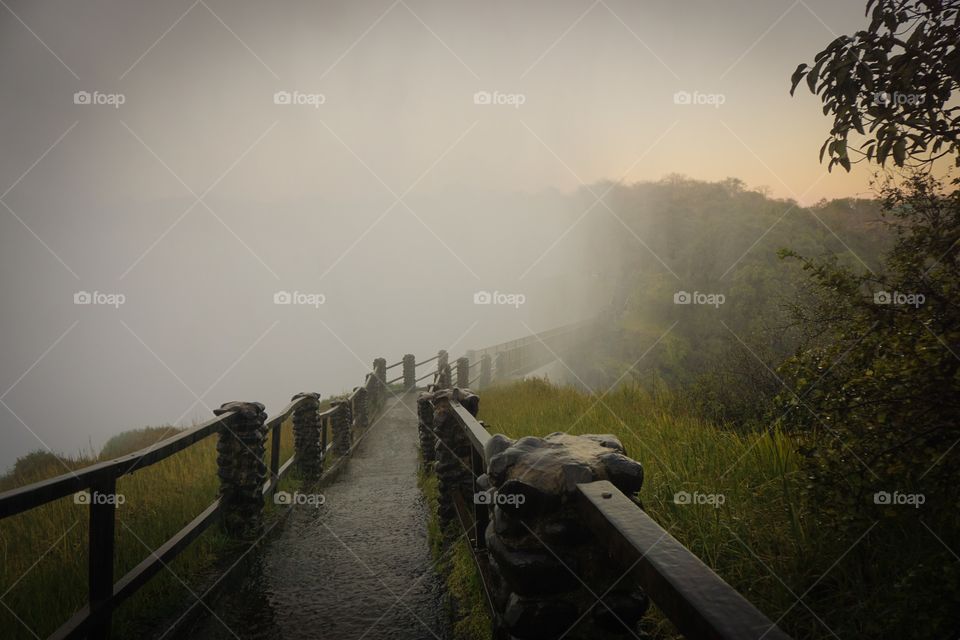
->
<box><xmin>473</xmin><ymin>378</ymin><xmax>958</xmax><ymax>639</ymax></box>
<box><xmin>418</xmin><ymin>462</ymin><xmax>492</xmax><ymax>640</ymax></box>
<box><xmin>0</xmin><ymin>418</ymin><xmax>298</xmax><ymax>640</ymax></box>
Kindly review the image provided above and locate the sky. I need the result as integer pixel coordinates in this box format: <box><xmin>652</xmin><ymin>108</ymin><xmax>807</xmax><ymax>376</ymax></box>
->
<box><xmin>0</xmin><ymin>0</ymin><xmax>879</xmax><ymax>470</ymax></box>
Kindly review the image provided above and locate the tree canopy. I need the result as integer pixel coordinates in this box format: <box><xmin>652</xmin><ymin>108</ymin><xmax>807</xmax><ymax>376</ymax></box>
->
<box><xmin>791</xmin><ymin>0</ymin><xmax>960</xmax><ymax>171</ymax></box>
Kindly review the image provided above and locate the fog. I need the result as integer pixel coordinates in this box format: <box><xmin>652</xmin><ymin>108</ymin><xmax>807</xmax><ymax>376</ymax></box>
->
<box><xmin>0</xmin><ymin>0</ymin><xmax>868</xmax><ymax>470</ymax></box>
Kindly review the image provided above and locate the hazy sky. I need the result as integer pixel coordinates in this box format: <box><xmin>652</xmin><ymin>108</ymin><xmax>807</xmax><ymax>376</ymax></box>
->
<box><xmin>0</xmin><ymin>0</ymin><xmax>877</xmax><ymax>470</ymax></box>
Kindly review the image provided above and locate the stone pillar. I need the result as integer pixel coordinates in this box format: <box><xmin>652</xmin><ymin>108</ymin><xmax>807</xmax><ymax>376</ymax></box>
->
<box><xmin>417</xmin><ymin>392</ymin><xmax>436</xmax><ymax>464</ymax></box>
<box><xmin>430</xmin><ymin>388</ymin><xmax>478</xmax><ymax>526</ymax></box>
<box><xmin>456</xmin><ymin>357</ymin><xmax>470</xmax><ymax>388</ymax></box>
<box><xmin>481</xmin><ymin>433</ymin><xmax>648</xmax><ymax>639</ymax></box>
<box><xmin>352</xmin><ymin>386</ymin><xmax>369</xmax><ymax>431</ymax></box>
<box><xmin>373</xmin><ymin>357</ymin><xmax>387</xmax><ymax>409</ymax></box>
<box><xmin>403</xmin><ymin>354</ymin><xmax>416</xmax><ymax>390</ymax></box>
<box><xmin>480</xmin><ymin>354</ymin><xmax>492</xmax><ymax>388</ymax></box>
<box><xmin>437</xmin><ymin>349</ymin><xmax>449</xmax><ymax>376</ymax></box>
<box><xmin>330</xmin><ymin>400</ymin><xmax>352</xmax><ymax>456</ymax></box>
<box><xmin>437</xmin><ymin>363</ymin><xmax>452</xmax><ymax>390</ymax></box>
<box><xmin>494</xmin><ymin>352</ymin><xmax>505</xmax><ymax>381</ymax></box>
<box><xmin>364</xmin><ymin>372</ymin><xmax>376</xmax><ymax>415</ymax></box>
<box><xmin>214</xmin><ymin>401</ymin><xmax>268</xmax><ymax>539</ymax></box>
<box><xmin>291</xmin><ymin>392</ymin><xmax>322</xmax><ymax>479</ymax></box>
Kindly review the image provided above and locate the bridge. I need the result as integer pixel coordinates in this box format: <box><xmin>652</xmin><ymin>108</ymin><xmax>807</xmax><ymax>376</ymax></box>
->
<box><xmin>0</xmin><ymin>322</ymin><xmax>790</xmax><ymax>640</ymax></box>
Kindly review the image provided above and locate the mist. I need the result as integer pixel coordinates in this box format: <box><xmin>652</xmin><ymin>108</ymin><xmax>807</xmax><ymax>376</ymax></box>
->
<box><xmin>1</xmin><ymin>0</ymin><xmax>868</xmax><ymax>470</ymax></box>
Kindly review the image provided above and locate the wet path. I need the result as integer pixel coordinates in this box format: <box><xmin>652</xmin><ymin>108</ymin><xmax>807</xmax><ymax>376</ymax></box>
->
<box><xmin>182</xmin><ymin>393</ymin><xmax>449</xmax><ymax>640</ymax></box>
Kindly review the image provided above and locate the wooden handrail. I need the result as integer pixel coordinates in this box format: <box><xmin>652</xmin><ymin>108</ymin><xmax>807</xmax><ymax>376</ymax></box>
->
<box><xmin>0</xmin><ymin>411</ymin><xmax>235</xmax><ymax>519</ymax></box>
<box><xmin>415</xmin><ymin>354</ymin><xmax>439</xmax><ymax>367</ymax></box>
<box><xmin>449</xmin><ymin>399</ymin><xmax>491</xmax><ymax>456</ymax></box>
<box><xmin>441</xmin><ymin>391</ymin><xmax>793</xmax><ymax>640</ymax></box>
<box><xmin>577</xmin><ymin>481</ymin><xmax>792</xmax><ymax>640</ymax></box>
<box><xmin>3</xmin><ymin>357</ymin><xmax>384</xmax><ymax>640</ymax></box>
<box><xmin>415</xmin><ymin>368</ymin><xmax>438</xmax><ymax>383</ymax></box>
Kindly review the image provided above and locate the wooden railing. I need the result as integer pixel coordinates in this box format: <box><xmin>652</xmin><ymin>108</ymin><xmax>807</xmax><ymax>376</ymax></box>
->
<box><xmin>462</xmin><ymin>319</ymin><xmax>598</xmax><ymax>382</ymax></box>
<box><xmin>428</xmin><ymin>390</ymin><xmax>793</xmax><ymax>640</ymax></box>
<box><xmin>0</xmin><ymin>360</ymin><xmax>389</xmax><ymax>640</ymax></box>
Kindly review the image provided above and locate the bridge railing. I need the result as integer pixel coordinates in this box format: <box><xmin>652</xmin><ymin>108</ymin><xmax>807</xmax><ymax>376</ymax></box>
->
<box><xmin>421</xmin><ymin>388</ymin><xmax>793</xmax><ymax>640</ymax></box>
<box><xmin>0</xmin><ymin>359</ymin><xmax>389</xmax><ymax>640</ymax></box>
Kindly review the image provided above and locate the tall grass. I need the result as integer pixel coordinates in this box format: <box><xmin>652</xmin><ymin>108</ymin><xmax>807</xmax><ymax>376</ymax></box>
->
<box><xmin>0</xmin><ymin>419</ymin><xmax>296</xmax><ymax>639</ymax></box>
<box><xmin>476</xmin><ymin>379</ymin><xmax>954</xmax><ymax>639</ymax></box>
<box><xmin>418</xmin><ymin>463</ymin><xmax>491</xmax><ymax>640</ymax></box>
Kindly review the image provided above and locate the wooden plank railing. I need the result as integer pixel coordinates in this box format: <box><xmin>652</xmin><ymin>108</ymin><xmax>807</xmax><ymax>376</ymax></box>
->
<box><xmin>0</xmin><ymin>359</ymin><xmax>388</xmax><ymax>640</ymax></box>
<box><xmin>434</xmin><ymin>393</ymin><xmax>792</xmax><ymax>640</ymax></box>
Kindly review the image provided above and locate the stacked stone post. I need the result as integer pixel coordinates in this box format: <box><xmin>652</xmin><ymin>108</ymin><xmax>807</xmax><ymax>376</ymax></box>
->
<box><xmin>214</xmin><ymin>401</ymin><xmax>268</xmax><ymax>539</ymax></box>
<box><xmin>402</xmin><ymin>354</ymin><xmax>416</xmax><ymax>390</ymax></box>
<box><xmin>364</xmin><ymin>373</ymin><xmax>376</xmax><ymax>416</ymax></box>
<box><xmin>330</xmin><ymin>400</ymin><xmax>352</xmax><ymax>456</ymax></box>
<box><xmin>416</xmin><ymin>392</ymin><xmax>436</xmax><ymax>464</ymax></box>
<box><xmin>352</xmin><ymin>386</ymin><xmax>369</xmax><ymax>431</ymax></box>
<box><xmin>456</xmin><ymin>357</ymin><xmax>470</xmax><ymax>388</ymax></box>
<box><xmin>373</xmin><ymin>357</ymin><xmax>387</xmax><ymax>409</ymax></box>
<box><xmin>480</xmin><ymin>432</ymin><xmax>648</xmax><ymax>639</ymax></box>
<box><xmin>430</xmin><ymin>388</ymin><xmax>478</xmax><ymax>526</ymax></box>
<box><xmin>480</xmin><ymin>354</ymin><xmax>492</xmax><ymax>388</ymax></box>
<box><xmin>437</xmin><ymin>350</ymin><xmax>449</xmax><ymax>376</ymax></box>
<box><xmin>291</xmin><ymin>392</ymin><xmax>322</xmax><ymax>479</ymax></box>
<box><xmin>436</xmin><ymin>363</ymin><xmax>452</xmax><ymax>389</ymax></box>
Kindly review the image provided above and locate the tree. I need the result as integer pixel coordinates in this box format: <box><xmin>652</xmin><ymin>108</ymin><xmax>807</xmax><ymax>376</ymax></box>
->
<box><xmin>778</xmin><ymin>173</ymin><xmax>960</xmax><ymax>512</ymax></box>
<box><xmin>790</xmin><ymin>0</ymin><xmax>960</xmax><ymax>171</ymax></box>
<box><xmin>782</xmin><ymin>3</ymin><xmax>960</xmax><ymax>631</ymax></box>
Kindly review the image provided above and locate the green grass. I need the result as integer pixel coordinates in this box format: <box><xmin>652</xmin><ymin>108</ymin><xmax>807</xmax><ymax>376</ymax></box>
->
<box><xmin>418</xmin><ymin>463</ymin><xmax>492</xmax><ymax>640</ymax></box>
<box><xmin>0</xmin><ymin>419</ymin><xmax>297</xmax><ymax>639</ymax></box>
<box><xmin>473</xmin><ymin>378</ymin><xmax>957</xmax><ymax>639</ymax></box>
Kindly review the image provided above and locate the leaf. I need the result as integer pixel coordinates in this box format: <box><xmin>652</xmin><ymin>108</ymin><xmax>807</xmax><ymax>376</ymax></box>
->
<box><xmin>807</xmin><ymin>59</ymin><xmax>825</xmax><ymax>93</ymax></box>
<box><xmin>893</xmin><ymin>137</ymin><xmax>906</xmax><ymax>165</ymax></box>
<box><xmin>790</xmin><ymin>63</ymin><xmax>808</xmax><ymax>96</ymax></box>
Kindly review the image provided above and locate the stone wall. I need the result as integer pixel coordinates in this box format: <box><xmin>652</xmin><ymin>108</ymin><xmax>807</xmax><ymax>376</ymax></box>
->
<box><xmin>214</xmin><ymin>401</ymin><xmax>268</xmax><ymax>539</ymax></box>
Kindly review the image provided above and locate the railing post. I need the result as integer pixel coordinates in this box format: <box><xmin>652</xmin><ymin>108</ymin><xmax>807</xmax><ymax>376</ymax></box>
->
<box><xmin>291</xmin><ymin>392</ymin><xmax>322</xmax><ymax>480</ymax></box>
<box><xmin>417</xmin><ymin>393</ymin><xmax>436</xmax><ymax>464</ymax></box>
<box><xmin>352</xmin><ymin>386</ymin><xmax>368</xmax><ymax>431</ymax></box>
<box><xmin>437</xmin><ymin>350</ymin><xmax>448</xmax><ymax>377</ymax></box>
<box><xmin>373</xmin><ymin>357</ymin><xmax>387</xmax><ymax>409</ymax></box>
<box><xmin>87</xmin><ymin>477</ymin><xmax>117</xmax><ymax>639</ymax></box>
<box><xmin>480</xmin><ymin>354</ymin><xmax>492</xmax><ymax>388</ymax></box>
<box><xmin>214</xmin><ymin>401</ymin><xmax>268</xmax><ymax>539</ymax></box>
<box><xmin>429</xmin><ymin>388</ymin><xmax>478</xmax><ymax>527</ymax></box>
<box><xmin>330</xmin><ymin>400</ymin><xmax>352</xmax><ymax>456</ymax></box>
<box><xmin>364</xmin><ymin>372</ymin><xmax>376</xmax><ymax>416</ymax></box>
<box><xmin>456</xmin><ymin>357</ymin><xmax>470</xmax><ymax>388</ymax></box>
<box><xmin>479</xmin><ymin>432</ymin><xmax>648</xmax><ymax>638</ymax></box>
<box><xmin>402</xmin><ymin>353</ymin><xmax>416</xmax><ymax>390</ymax></box>
<box><xmin>437</xmin><ymin>349</ymin><xmax>451</xmax><ymax>390</ymax></box>
<box><xmin>270</xmin><ymin>416</ymin><xmax>282</xmax><ymax>484</ymax></box>
<box><xmin>321</xmin><ymin>414</ymin><xmax>328</xmax><ymax>455</ymax></box>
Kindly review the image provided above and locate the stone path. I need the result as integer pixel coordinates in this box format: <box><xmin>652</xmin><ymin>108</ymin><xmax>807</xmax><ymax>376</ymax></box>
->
<box><xmin>180</xmin><ymin>393</ymin><xmax>449</xmax><ymax>640</ymax></box>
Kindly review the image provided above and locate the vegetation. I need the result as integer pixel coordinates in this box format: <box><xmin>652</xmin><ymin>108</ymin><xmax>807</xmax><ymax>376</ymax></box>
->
<box><xmin>538</xmin><ymin>3</ymin><xmax>960</xmax><ymax>634</ymax></box>
<box><xmin>790</xmin><ymin>0</ymin><xmax>959</xmax><ymax>171</ymax></box>
<box><xmin>418</xmin><ymin>464</ymin><xmax>491</xmax><ymax>640</ymax></box>
<box><xmin>563</xmin><ymin>175</ymin><xmax>891</xmax><ymax>428</ymax></box>
<box><xmin>0</xmin><ymin>420</ymin><xmax>296</xmax><ymax>640</ymax></box>
<box><xmin>479</xmin><ymin>379</ymin><xmax>958</xmax><ymax>638</ymax></box>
